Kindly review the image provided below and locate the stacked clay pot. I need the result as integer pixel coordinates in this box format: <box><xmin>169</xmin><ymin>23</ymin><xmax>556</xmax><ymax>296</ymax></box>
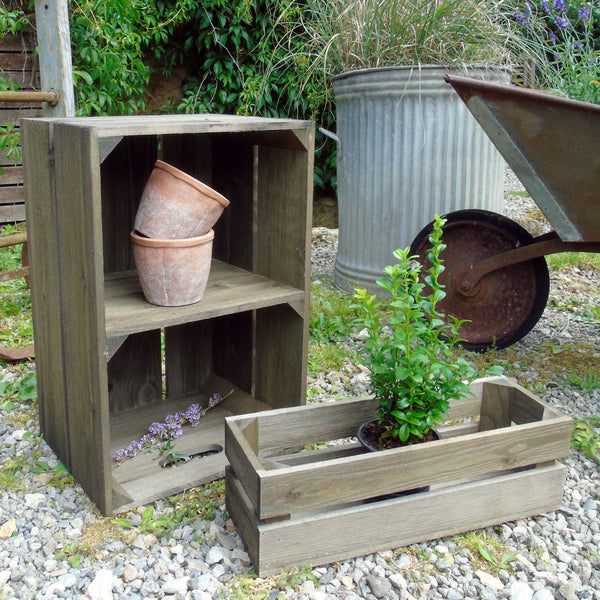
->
<box><xmin>131</xmin><ymin>160</ymin><xmax>229</xmax><ymax>306</ymax></box>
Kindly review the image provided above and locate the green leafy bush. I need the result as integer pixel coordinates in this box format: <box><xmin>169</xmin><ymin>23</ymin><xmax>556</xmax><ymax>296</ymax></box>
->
<box><xmin>353</xmin><ymin>215</ymin><xmax>498</xmax><ymax>443</ymax></box>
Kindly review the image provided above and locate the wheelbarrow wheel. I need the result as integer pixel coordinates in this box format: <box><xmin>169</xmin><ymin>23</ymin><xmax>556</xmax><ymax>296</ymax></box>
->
<box><xmin>409</xmin><ymin>209</ymin><xmax>549</xmax><ymax>351</ymax></box>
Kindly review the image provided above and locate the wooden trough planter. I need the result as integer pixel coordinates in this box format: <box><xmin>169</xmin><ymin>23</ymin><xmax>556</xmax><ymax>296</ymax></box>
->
<box><xmin>225</xmin><ymin>376</ymin><xmax>572</xmax><ymax>576</ymax></box>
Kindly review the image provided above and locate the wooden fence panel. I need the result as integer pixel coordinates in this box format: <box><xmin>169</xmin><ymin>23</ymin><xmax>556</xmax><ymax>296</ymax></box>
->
<box><xmin>0</xmin><ymin>33</ymin><xmax>41</xmax><ymax>224</ymax></box>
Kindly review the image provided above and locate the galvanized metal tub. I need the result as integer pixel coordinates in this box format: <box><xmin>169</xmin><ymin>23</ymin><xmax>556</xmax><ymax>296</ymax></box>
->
<box><xmin>332</xmin><ymin>65</ymin><xmax>510</xmax><ymax>294</ymax></box>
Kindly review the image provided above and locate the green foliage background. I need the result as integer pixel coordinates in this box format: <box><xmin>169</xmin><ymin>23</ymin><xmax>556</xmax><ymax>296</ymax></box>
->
<box><xmin>0</xmin><ymin>0</ymin><xmax>336</xmax><ymax>193</ymax></box>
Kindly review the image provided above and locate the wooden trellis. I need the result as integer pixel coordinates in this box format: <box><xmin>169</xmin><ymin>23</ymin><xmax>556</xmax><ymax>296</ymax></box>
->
<box><xmin>0</xmin><ymin>33</ymin><xmax>41</xmax><ymax>223</ymax></box>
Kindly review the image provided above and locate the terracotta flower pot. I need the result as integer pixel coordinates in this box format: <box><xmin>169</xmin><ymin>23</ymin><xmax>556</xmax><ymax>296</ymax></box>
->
<box><xmin>131</xmin><ymin>229</ymin><xmax>214</xmax><ymax>307</ymax></box>
<box><xmin>134</xmin><ymin>160</ymin><xmax>229</xmax><ymax>239</ymax></box>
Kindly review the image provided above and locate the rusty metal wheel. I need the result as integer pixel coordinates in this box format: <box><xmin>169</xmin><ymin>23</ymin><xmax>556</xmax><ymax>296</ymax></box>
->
<box><xmin>409</xmin><ymin>209</ymin><xmax>549</xmax><ymax>351</ymax></box>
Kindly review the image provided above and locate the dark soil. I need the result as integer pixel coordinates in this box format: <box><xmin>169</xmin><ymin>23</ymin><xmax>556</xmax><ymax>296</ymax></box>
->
<box><xmin>360</xmin><ymin>420</ymin><xmax>439</xmax><ymax>451</ymax></box>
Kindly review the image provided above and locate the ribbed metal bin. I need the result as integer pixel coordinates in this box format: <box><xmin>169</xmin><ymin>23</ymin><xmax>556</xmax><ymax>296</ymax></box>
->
<box><xmin>332</xmin><ymin>66</ymin><xmax>510</xmax><ymax>294</ymax></box>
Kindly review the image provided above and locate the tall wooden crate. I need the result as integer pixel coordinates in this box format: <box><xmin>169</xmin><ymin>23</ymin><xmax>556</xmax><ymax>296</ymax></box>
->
<box><xmin>21</xmin><ymin>115</ymin><xmax>314</xmax><ymax>516</ymax></box>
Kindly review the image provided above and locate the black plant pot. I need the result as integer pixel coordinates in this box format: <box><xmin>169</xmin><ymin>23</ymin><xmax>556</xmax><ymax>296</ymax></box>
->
<box><xmin>357</xmin><ymin>418</ymin><xmax>440</xmax><ymax>499</ymax></box>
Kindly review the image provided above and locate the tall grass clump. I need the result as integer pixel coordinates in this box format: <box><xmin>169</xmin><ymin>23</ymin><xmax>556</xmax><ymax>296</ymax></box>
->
<box><xmin>294</xmin><ymin>0</ymin><xmax>515</xmax><ymax>81</ymax></box>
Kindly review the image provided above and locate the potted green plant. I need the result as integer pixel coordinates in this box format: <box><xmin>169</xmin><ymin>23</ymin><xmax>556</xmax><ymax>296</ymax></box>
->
<box><xmin>296</xmin><ymin>0</ymin><xmax>515</xmax><ymax>293</ymax></box>
<box><xmin>353</xmin><ymin>214</ymin><xmax>498</xmax><ymax>450</ymax></box>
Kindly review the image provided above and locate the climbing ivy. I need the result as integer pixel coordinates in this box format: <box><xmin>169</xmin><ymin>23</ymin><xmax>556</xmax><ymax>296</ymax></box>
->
<box><xmin>0</xmin><ymin>0</ymin><xmax>337</xmax><ymax>192</ymax></box>
<box><xmin>69</xmin><ymin>0</ymin><xmax>197</xmax><ymax>116</ymax></box>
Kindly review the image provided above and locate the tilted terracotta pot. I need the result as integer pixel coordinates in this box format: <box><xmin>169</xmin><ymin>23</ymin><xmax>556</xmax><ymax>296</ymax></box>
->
<box><xmin>134</xmin><ymin>160</ymin><xmax>229</xmax><ymax>239</ymax></box>
<box><xmin>131</xmin><ymin>229</ymin><xmax>214</xmax><ymax>307</ymax></box>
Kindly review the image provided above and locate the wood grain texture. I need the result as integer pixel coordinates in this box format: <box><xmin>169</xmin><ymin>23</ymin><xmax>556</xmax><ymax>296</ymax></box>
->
<box><xmin>255</xmin><ymin>418</ymin><xmax>571</xmax><ymax>520</ymax></box>
<box><xmin>224</xmin><ymin>378</ymin><xmax>572</xmax><ymax>521</ymax></box>
<box><xmin>22</xmin><ymin>119</ymin><xmax>68</xmax><ymax>459</ymax></box>
<box><xmin>108</xmin><ymin>330</ymin><xmax>161</xmax><ymax>413</ymax></box>
<box><xmin>165</xmin><ymin>321</ymin><xmax>213</xmax><ymax>401</ymax></box>
<box><xmin>104</xmin><ymin>262</ymin><xmax>304</xmax><ymax>337</ymax></box>
<box><xmin>226</xmin><ymin>463</ymin><xmax>567</xmax><ymax>577</ymax></box>
<box><xmin>100</xmin><ymin>136</ymin><xmax>156</xmax><ymax>273</ymax></box>
<box><xmin>52</xmin><ymin>122</ymin><xmax>113</xmax><ymax>514</ymax></box>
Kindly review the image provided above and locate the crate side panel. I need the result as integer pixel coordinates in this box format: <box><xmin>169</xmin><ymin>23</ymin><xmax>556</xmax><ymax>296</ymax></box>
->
<box><xmin>225</xmin><ymin>421</ymin><xmax>263</xmax><ymax>512</ymax></box>
<box><xmin>212</xmin><ymin>312</ymin><xmax>254</xmax><ymax>396</ymax></box>
<box><xmin>256</xmin><ymin>143</ymin><xmax>313</xmax><ymax>289</ymax></box>
<box><xmin>247</xmin><ymin>463</ymin><xmax>567</xmax><ymax>577</ymax></box>
<box><xmin>108</xmin><ymin>330</ymin><xmax>162</xmax><ymax>413</ymax></box>
<box><xmin>255</xmin><ymin>304</ymin><xmax>306</xmax><ymax>410</ymax></box>
<box><xmin>101</xmin><ymin>136</ymin><xmax>157</xmax><ymax>273</ymax></box>
<box><xmin>257</xmin><ymin>418</ymin><xmax>572</xmax><ymax>519</ymax></box>
<box><xmin>253</xmin><ymin>397</ymin><xmax>377</xmax><ymax>456</ymax></box>
<box><xmin>53</xmin><ymin>123</ymin><xmax>112</xmax><ymax>515</ymax></box>
<box><xmin>22</xmin><ymin>119</ymin><xmax>69</xmax><ymax>460</ymax></box>
<box><xmin>210</xmin><ymin>137</ymin><xmax>255</xmax><ymax>271</ymax></box>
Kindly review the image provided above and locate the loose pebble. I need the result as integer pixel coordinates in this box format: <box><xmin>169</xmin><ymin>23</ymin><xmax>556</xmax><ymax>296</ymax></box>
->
<box><xmin>2</xmin><ymin>170</ymin><xmax>599</xmax><ymax>599</ymax></box>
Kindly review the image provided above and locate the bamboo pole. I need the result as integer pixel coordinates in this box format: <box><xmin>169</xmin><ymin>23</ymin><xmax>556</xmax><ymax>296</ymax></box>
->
<box><xmin>0</xmin><ymin>90</ymin><xmax>59</xmax><ymax>105</ymax></box>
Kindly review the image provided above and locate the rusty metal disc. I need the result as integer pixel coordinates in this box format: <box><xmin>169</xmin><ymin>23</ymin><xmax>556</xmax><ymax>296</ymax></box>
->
<box><xmin>410</xmin><ymin>209</ymin><xmax>549</xmax><ymax>351</ymax></box>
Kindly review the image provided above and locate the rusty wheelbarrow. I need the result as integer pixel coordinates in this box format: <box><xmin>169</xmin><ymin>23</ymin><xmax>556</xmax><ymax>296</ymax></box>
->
<box><xmin>411</xmin><ymin>75</ymin><xmax>600</xmax><ymax>351</ymax></box>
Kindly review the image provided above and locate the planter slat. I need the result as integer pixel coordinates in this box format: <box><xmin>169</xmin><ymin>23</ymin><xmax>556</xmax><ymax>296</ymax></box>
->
<box><xmin>225</xmin><ymin>377</ymin><xmax>571</xmax><ymax>575</ymax></box>
<box><xmin>226</xmin><ymin>462</ymin><xmax>567</xmax><ymax>577</ymax></box>
<box><xmin>254</xmin><ymin>417</ymin><xmax>570</xmax><ymax>520</ymax></box>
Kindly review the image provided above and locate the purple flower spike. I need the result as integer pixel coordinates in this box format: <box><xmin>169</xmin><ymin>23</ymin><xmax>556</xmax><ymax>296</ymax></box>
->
<box><xmin>579</xmin><ymin>6</ymin><xmax>590</xmax><ymax>21</ymax></box>
<box><xmin>554</xmin><ymin>0</ymin><xmax>567</xmax><ymax>12</ymax></box>
<box><xmin>554</xmin><ymin>15</ymin><xmax>571</xmax><ymax>30</ymax></box>
<box><xmin>541</xmin><ymin>0</ymin><xmax>551</xmax><ymax>13</ymax></box>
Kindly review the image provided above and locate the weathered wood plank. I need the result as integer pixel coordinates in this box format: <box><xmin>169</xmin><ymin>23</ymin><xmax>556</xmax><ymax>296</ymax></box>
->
<box><xmin>1</xmin><ymin>146</ymin><xmax>22</xmax><ymax>165</ymax></box>
<box><xmin>0</xmin><ymin>52</ymin><xmax>37</xmax><ymax>71</ymax></box>
<box><xmin>0</xmin><ymin>34</ymin><xmax>36</xmax><ymax>51</ymax></box>
<box><xmin>103</xmin><ymin>263</ymin><xmax>305</xmax><ymax>337</ymax></box>
<box><xmin>234</xmin><ymin>396</ymin><xmax>376</xmax><ymax>457</ymax></box>
<box><xmin>100</xmin><ymin>135</ymin><xmax>156</xmax><ymax>272</ymax></box>
<box><xmin>107</xmin><ymin>330</ymin><xmax>162</xmax><ymax>413</ymax></box>
<box><xmin>0</xmin><ymin>70</ymin><xmax>39</xmax><ymax>88</ymax></box>
<box><xmin>26</xmin><ymin>114</ymin><xmax>314</xmax><ymax>141</ymax></box>
<box><xmin>224</xmin><ymin>420</ymin><xmax>264</xmax><ymax>514</ymax></box>
<box><xmin>212</xmin><ymin>311</ymin><xmax>254</xmax><ymax>396</ymax></box>
<box><xmin>51</xmin><ymin>122</ymin><xmax>112</xmax><ymax>515</ymax></box>
<box><xmin>22</xmin><ymin>119</ymin><xmax>68</xmax><ymax>458</ymax></box>
<box><xmin>165</xmin><ymin>321</ymin><xmax>212</xmax><ymax>401</ymax></box>
<box><xmin>0</xmin><ymin>203</ymin><xmax>25</xmax><ymax>223</ymax></box>
<box><xmin>0</xmin><ymin>187</ymin><xmax>24</xmax><ymax>203</ymax></box>
<box><xmin>209</xmin><ymin>136</ymin><xmax>254</xmax><ymax>270</ymax></box>
<box><xmin>226</xmin><ymin>463</ymin><xmax>567</xmax><ymax>577</ymax></box>
<box><xmin>255</xmin><ymin>304</ymin><xmax>306</xmax><ymax>410</ymax></box>
<box><xmin>479</xmin><ymin>380</ymin><xmax>512</xmax><ymax>431</ymax></box>
<box><xmin>0</xmin><ymin>165</ymin><xmax>23</xmax><ymax>185</ymax></box>
<box><xmin>254</xmin><ymin>418</ymin><xmax>571</xmax><ymax>520</ymax></box>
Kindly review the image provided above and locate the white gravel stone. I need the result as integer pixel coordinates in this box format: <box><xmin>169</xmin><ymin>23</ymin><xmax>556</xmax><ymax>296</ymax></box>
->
<box><xmin>2</xmin><ymin>171</ymin><xmax>600</xmax><ymax>600</ymax></box>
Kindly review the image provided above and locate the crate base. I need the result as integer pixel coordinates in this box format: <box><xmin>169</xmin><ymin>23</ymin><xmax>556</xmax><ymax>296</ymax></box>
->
<box><xmin>110</xmin><ymin>376</ymin><xmax>270</xmax><ymax>513</ymax></box>
<box><xmin>226</xmin><ymin>462</ymin><xmax>567</xmax><ymax>577</ymax></box>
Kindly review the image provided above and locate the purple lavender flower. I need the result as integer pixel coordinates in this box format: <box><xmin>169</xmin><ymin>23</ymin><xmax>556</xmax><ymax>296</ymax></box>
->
<box><xmin>554</xmin><ymin>14</ymin><xmax>571</xmax><ymax>30</ymax></box>
<box><xmin>514</xmin><ymin>10</ymin><xmax>531</xmax><ymax>25</ymax></box>
<box><xmin>208</xmin><ymin>393</ymin><xmax>221</xmax><ymax>407</ymax></box>
<box><xmin>554</xmin><ymin>0</ymin><xmax>567</xmax><ymax>12</ymax></box>
<box><xmin>183</xmin><ymin>403</ymin><xmax>202</xmax><ymax>427</ymax></box>
<box><xmin>578</xmin><ymin>6</ymin><xmax>590</xmax><ymax>21</ymax></box>
<box><xmin>549</xmin><ymin>30</ymin><xmax>558</xmax><ymax>43</ymax></box>
<box><xmin>541</xmin><ymin>0</ymin><xmax>551</xmax><ymax>13</ymax></box>
<box><xmin>113</xmin><ymin>397</ymin><xmax>225</xmax><ymax>464</ymax></box>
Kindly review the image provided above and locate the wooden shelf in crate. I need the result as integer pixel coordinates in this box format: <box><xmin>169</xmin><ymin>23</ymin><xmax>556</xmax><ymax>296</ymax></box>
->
<box><xmin>110</xmin><ymin>375</ymin><xmax>270</xmax><ymax>511</ymax></box>
<box><xmin>225</xmin><ymin>377</ymin><xmax>572</xmax><ymax>576</ymax></box>
<box><xmin>104</xmin><ymin>261</ymin><xmax>305</xmax><ymax>337</ymax></box>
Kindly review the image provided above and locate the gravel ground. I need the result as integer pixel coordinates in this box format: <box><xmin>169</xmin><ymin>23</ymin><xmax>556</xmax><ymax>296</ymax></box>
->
<box><xmin>1</xmin><ymin>168</ymin><xmax>599</xmax><ymax>600</ymax></box>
